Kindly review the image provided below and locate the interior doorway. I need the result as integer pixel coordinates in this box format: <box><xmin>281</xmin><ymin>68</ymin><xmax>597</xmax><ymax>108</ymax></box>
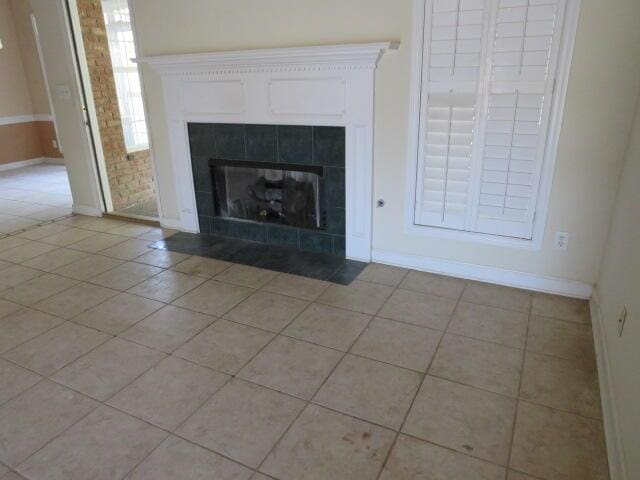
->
<box><xmin>67</xmin><ymin>0</ymin><xmax>159</xmax><ymax>221</ymax></box>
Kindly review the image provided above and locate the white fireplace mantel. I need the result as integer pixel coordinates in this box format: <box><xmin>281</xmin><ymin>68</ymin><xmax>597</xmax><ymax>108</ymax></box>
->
<box><xmin>139</xmin><ymin>42</ymin><xmax>398</xmax><ymax>261</ymax></box>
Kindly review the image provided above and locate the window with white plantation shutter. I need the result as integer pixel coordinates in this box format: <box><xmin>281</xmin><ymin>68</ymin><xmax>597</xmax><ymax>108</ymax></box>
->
<box><xmin>414</xmin><ymin>0</ymin><xmax>569</xmax><ymax>240</ymax></box>
<box><xmin>414</xmin><ymin>0</ymin><xmax>488</xmax><ymax>230</ymax></box>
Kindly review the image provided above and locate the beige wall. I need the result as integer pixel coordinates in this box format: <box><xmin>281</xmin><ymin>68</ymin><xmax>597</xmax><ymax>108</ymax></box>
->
<box><xmin>595</xmin><ymin>94</ymin><xmax>640</xmax><ymax>479</ymax></box>
<box><xmin>9</xmin><ymin>0</ymin><xmax>51</xmax><ymax>115</ymax></box>
<box><xmin>131</xmin><ymin>0</ymin><xmax>640</xmax><ymax>287</ymax></box>
<box><xmin>0</xmin><ymin>0</ymin><xmax>34</xmax><ymax>116</ymax></box>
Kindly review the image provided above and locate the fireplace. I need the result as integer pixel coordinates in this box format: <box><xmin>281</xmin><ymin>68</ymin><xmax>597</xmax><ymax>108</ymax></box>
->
<box><xmin>209</xmin><ymin>159</ymin><xmax>323</xmax><ymax>230</ymax></box>
<box><xmin>189</xmin><ymin>123</ymin><xmax>345</xmax><ymax>255</ymax></box>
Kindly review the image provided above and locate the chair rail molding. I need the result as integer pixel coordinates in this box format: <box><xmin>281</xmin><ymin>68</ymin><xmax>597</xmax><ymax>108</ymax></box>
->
<box><xmin>138</xmin><ymin>42</ymin><xmax>399</xmax><ymax>261</ymax></box>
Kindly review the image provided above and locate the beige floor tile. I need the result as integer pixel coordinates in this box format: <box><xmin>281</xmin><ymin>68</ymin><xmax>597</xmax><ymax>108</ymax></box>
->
<box><xmin>262</xmin><ymin>272</ymin><xmax>330</xmax><ymax>300</ymax></box>
<box><xmin>250</xmin><ymin>474</ymin><xmax>273</xmax><ymax>480</ymax></box>
<box><xmin>134</xmin><ymin>248</ymin><xmax>190</xmax><ymax>268</ymax></box>
<box><xmin>52</xmin><ymin>338</ymin><xmax>165</xmax><ymax>401</ymax></box>
<box><xmin>4</xmin><ymin>322</ymin><xmax>111</xmax><ymax>376</ymax></box>
<box><xmin>99</xmin><ymin>238</ymin><xmax>154</xmax><ymax>260</ymax></box>
<box><xmin>429</xmin><ymin>334</ymin><xmax>523</xmax><ymax>396</ymax></box>
<box><xmin>55</xmin><ymin>215</ymin><xmax>97</xmax><ymax>227</ymax></box>
<box><xmin>175</xmin><ymin>319</ymin><xmax>274</xmax><ymax>373</ymax></box>
<box><xmin>0</xmin><ymin>299</ymin><xmax>21</xmax><ymax>319</ymax></box>
<box><xmin>109</xmin><ymin>356</ymin><xmax>229</xmax><ymax>431</ymax></box>
<box><xmin>0</xmin><ymin>464</ymin><xmax>7</xmax><ymax>477</ymax></box>
<box><xmin>404</xmin><ymin>375</ymin><xmax>516</xmax><ymax>465</ymax></box>
<box><xmin>0</xmin><ymin>380</ymin><xmax>97</xmax><ymax>467</ymax></box>
<box><xmin>16</xmin><ymin>223</ymin><xmax>69</xmax><ymax>241</ymax></box>
<box><xmin>531</xmin><ymin>292</ymin><xmax>590</xmax><ymax>324</ymax></box>
<box><xmin>0</xmin><ymin>273</ymin><xmax>78</xmax><ymax>306</ymax></box>
<box><xmin>507</xmin><ymin>471</ymin><xmax>538</xmax><ymax>480</ymax></box>
<box><xmin>172</xmin><ymin>279</ymin><xmax>254</xmax><ymax>316</ymax></box>
<box><xmin>0</xmin><ymin>358</ymin><xmax>41</xmax><ymax>406</ymax></box>
<box><xmin>0</xmin><ymin>265</ymin><xmax>42</xmax><ymax>290</ymax></box>
<box><xmin>357</xmin><ymin>263</ymin><xmax>408</xmax><ymax>287</ymax></box>
<box><xmin>399</xmin><ymin>270</ymin><xmax>466</xmax><ymax>300</ymax></box>
<box><xmin>77</xmin><ymin>217</ymin><xmax>131</xmax><ymax>232</ymax></box>
<box><xmin>53</xmin><ymin>254</ymin><xmax>124</xmax><ymax>281</ymax></box>
<box><xmin>215</xmin><ymin>264</ymin><xmax>278</xmax><ymax>288</ymax></box>
<box><xmin>89</xmin><ymin>262</ymin><xmax>163</xmax><ymax>290</ymax></box>
<box><xmin>0</xmin><ymin>241</ymin><xmax>58</xmax><ymax>263</ymax></box>
<box><xmin>0</xmin><ymin>308</ymin><xmax>64</xmax><ymax>353</ymax></box>
<box><xmin>172</xmin><ymin>255</ymin><xmax>231</xmax><ymax>278</ymax></box>
<box><xmin>378</xmin><ymin>288</ymin><xmax>457</xmax><ymax>330</ymax></box>
<box><xmin>379</xmin><ymin>434</ymin><xmax>506</xmax><ymax>480</ymax></box>
<box><xmin>0</xmin><ymin>236</ymin><xmax>24</xmax><ymax>252</ymax></box>
<box><xmin>314</xmin><ymin>354</ymin><xmax>421</xmax><ymax>429</ymax></box>
<box><xmin>42</xmin><ymin>227</ymin><xmax>96</xmax><ymax>247</ymax></box>
<box><xmin>178</xmin><ymin>379</ymin><xmax>305</xmax><ymax>468</ymax></box>
<box><xmin>239</xmin><ymin>336</ymin><xmax>342</xmax><ymax>399</ymax></box>
<box><xmin>22</xmin><ymin>247</ymin><xmax>89</xmax><ymax>272</ymax></box>
<box><xmin>226</xmin><ymin>291</ymin><xmax>308</xmax><ymax>332</ymax></box>
<box><xmin>520</xmin><ymin>351</ymin><xmax>602</xmax><ymax>418</ymax></box>
<box><xmin>448</xmin><ymin>302</ymin><xmax>529</xmax><ymax>348</ymax></box>
<box><xmin>35</xmin><ymin>282</ymin><xmax>119</xmax><ymax>319</ymax></box>
<box><xmin>126</xmin><ymin>435</ymin><xmax>252</xmax><ymax>480</ymax></box>
<box><xmin>283</xmin><ymin>303</ymin><xmax>371</xmax><ymax>350</ymax></box>
<box><xmin>68</xmin><ymin>232</ymin><xmax>128</xmax><ymax>253</ymax></box>
<box><xmin>527</xmin><ymin>314</ymin><xmax>596</xmax><ymax>364</ymax></box>
<box><xmin>108</xmin><ymin>223</ymin><xmax>155</xmax><ymax>238</ymax></box>
<box><xmin>17</xmin><ymin>406</ymin><xmax>167</xmax><ymax>480</ymax></box>
<box><xmin>120</xmin><ymin>305</ymin><xmax>216</xmax><ymax>353</ymax></box>
<box><xmin>462</xmin><ymin>282</ymin><xmax>531</xmax><ymax>313</ymax></box>
<box><xmin>261</xmin><ymin>404</ymin><xmax>395</xmax><ymax>480</ymax></box>
<box><xmin>318</xmin><ymin>280</ymin><xmax>394</xmax><ymax>315</ymax></box>
<box><xmin>136</xmin><ymin>227</ymin><xmax>178</xmax><ymax>241</ymax></box>
<box><xmin>73</xmin><ymin>292</ymin><xmax>163</xmax><ymax>334</ymax></box>
<box><xmin>350</xmin><ymin>317</ymin><xmax>441</xmax><ymax>372</ymax></box>
<box><xmin>510</xmin><ymin>401</ymin><xmax>609</xmax><ymax>480</ymax></box>
<box><xmin>129</xmin><ymin>270</ymin><xmax>206</xmax><ymax>303</ymax></box>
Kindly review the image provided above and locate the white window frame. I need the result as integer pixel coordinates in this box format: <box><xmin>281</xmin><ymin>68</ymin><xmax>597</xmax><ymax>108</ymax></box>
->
<box><xmin>404</xmin><ymin>0</ymin><xmax>581</xmax><ymax>250</ymax></box>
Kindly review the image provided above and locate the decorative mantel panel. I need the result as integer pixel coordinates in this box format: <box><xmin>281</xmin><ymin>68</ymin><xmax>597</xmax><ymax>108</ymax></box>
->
<box><xmin>139</xmin><ymin>42</ymin><xmax>398</xmax><ymax>261</ymax></box>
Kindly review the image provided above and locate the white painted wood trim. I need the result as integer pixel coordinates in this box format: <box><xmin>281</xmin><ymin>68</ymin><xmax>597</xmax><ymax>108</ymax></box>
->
<box><xmin>590</xmin><ymin>289</ymin><xmax>628</xmax><ymax>480</ymax></box>
<box><xmin>0</xmin><ymin>114</ymin><xmax>54</xmax><ymax>126</ymax></box>
<box><xmin>43</xmin><ymin>157</ymin><xmax>66</xmax><ymax>165</ymax></box>
<box><xmin>404</xmin><ymin>0</ymin><xmax>582</xmax><ymax>250</ymax></box>
<box><xmin>0</xmin><ymin>158</ymin><xmax>45</xmax><ymax>172</ymax></box>
<box><xmin>372</xmin><ymin>248</ymin><xmax>593</xmax><ymax>298</ymax></box>
<box><xmin>138</xmin><ymin>42</ymin><xmax>398</xmax><ymax>261</ymax></box>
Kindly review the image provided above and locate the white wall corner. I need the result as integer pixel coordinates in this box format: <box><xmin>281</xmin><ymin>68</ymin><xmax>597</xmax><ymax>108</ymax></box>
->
<box><xmin>72</xmin><ymin>204</ymin><xmax>103</xmax><ymax>217</ymax></box>
<box><xmin>0</xmin><ymin>158</ymin><xmax>45</xmax><ymax>172</ymax></box>
<box><xmin>372</xmin><ymin>248</ymin><xmax>593</xmax><ymax>298</ymax></box>
<box><xmin>590</xmin><ymin>288</ymin><xmax>628</xmax><ymax>480</ymax></box>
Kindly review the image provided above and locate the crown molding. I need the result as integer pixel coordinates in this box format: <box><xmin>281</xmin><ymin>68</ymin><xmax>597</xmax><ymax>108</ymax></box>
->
<box><xmin>136</xmin><ymin>42</ymin><xmax>399</xmax><ymax>75</ymax></box>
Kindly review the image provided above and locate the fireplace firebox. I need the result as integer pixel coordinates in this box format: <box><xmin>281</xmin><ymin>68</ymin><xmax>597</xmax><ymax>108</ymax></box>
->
<box><xmin>209</xmin><ymin>159</ymin><xmax>323</xmax><ymax>230</ymax></box>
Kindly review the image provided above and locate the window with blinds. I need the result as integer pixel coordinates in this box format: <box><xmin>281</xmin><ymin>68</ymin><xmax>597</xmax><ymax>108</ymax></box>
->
<box><xmin>414</xmin><ymin>0</ymin><xmax>567</xmax><ymax>239</ymax></box>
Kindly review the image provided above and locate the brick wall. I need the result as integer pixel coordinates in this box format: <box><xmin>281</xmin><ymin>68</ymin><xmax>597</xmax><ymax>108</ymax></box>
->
<box><xmin>76</xmin><ymin>0</ymin><xmax>155</xmax><ymax>210</ymax></box>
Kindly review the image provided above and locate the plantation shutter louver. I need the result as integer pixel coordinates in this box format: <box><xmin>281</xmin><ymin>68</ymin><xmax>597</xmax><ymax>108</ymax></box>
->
<box><xmin>414</xmin><ymin>0</ymin><xmax>568</xmax><ymax>239</ymax></box>
<box><xmin>474</xmin><ymin>0</ymin><xmax>566</xmax><ymax>238</ymax></box>
<box><xmin>414</xmin><ymin>0</ymin><xmax>489</xmax><ymax>230</ymax></box>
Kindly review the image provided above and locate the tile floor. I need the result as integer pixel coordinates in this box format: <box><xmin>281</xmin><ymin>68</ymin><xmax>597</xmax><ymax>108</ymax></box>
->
<box><xmin>0</xmin><ymin>215</ymin><xmax>609</xmax><ymax>480</ymax></box>
<box><xmin>0</xmin><ymin>164</ymin><xmax>72</xmax><ymax>234</ymax></box>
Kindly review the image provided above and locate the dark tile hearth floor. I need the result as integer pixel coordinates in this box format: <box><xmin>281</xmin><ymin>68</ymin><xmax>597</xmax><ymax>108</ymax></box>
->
<box><xmin>151</xmin><ymin>232</ymin><xmax>367</xmax><ymax>285</ymax></box>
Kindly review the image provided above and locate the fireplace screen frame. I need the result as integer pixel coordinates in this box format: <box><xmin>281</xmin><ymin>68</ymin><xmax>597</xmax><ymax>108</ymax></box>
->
<box><xmin>208</xmin><ymin>158</ymin><xmax>325</xmax><ymax>231</ymax></box>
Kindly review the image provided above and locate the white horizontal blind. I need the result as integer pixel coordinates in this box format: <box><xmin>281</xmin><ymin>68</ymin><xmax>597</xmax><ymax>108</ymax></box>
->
<box><xmin>414</xmin><ymin>0</ymin><xmax>488</xmax><ymax>230</ymax></box>
<box><xmin>414</xmin><ymin>0</ymin><xmax>567</xmax><ymax>239</ymax></box>
<box><xmin>474</xmin><ymin>0</ymin><xmax>566</xmax><ymax>238</ymax></box>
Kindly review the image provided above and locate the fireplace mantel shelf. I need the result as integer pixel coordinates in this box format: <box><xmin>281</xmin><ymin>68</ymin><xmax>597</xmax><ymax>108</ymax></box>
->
<box><xmin>135</xmin><ymin>42</ymin><xmax>399</xmax><ymax>74</ymax></box>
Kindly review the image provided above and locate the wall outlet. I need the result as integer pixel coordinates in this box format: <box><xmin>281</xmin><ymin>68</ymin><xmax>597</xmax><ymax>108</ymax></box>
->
<box><xmin>617</xmin><ymin>306</ymin><xmax>627</xmax><ymax>337</ymax></box>
<box><xmin>554</xmin><ymin>231</ymin><xmax>569</xmax><ymax>250</ymax></box>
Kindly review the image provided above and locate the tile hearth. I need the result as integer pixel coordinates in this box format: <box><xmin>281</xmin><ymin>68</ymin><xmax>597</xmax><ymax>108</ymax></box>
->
<box><xmin>0</xmin><ymin>214</ymin><xmax>609</xmax><ymax>480</ymax></box>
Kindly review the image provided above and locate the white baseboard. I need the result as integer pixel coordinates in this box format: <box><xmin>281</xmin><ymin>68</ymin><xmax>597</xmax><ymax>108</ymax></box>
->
<box><xmin>0</xmin><ymin>157</ymin><xmax>45</xmax><ymax>172</ymax></box>
<box><xmin>0</xmin><ymin>114</ymin><xmax>53</xmax><ymax>125</ymax></box>
<box><xmin>72</xmin><ymin>204</ymin><xmax>103</xmax><ymax>217</ymax></box>
<box><xmin>371</xmin><ymin>249</ymin><xmax>593</xmax><ymax>299</ymax></box>
<box><xmin>590</xmin><ymin>290</ymin><xmax>627</xmax><ymax>480</ymax></box>
<box><xmin>160</xmin><ymin>217</ymin><xmax>189</xmax><ymax>230</ymax></box>
<box><xmin>43</xmin><ymin>157</ymin><xmax>65</xmax><ymax>165</ymax></box>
